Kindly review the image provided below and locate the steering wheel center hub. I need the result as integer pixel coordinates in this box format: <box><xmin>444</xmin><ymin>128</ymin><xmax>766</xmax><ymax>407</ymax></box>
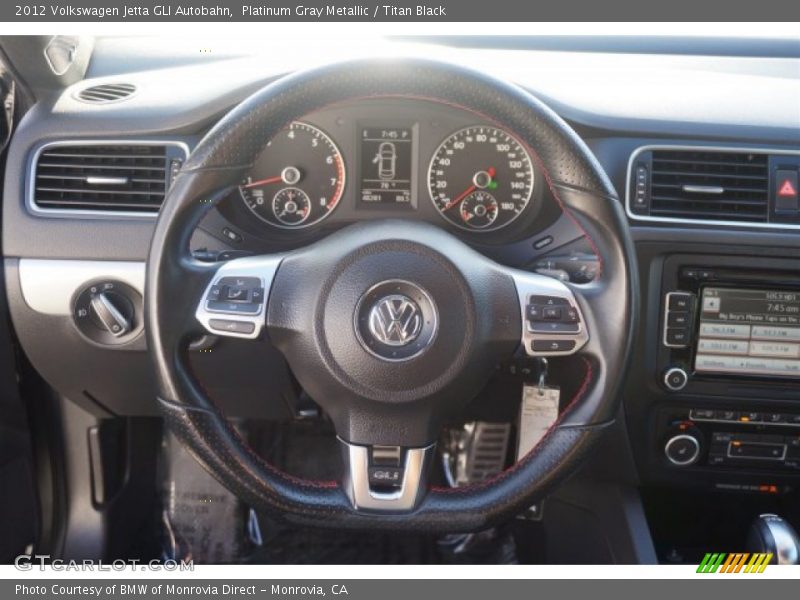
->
<box><xmin>355</xmin><ymin>280</ymin><xmax>438</xmax><ymax>361</ymax></box>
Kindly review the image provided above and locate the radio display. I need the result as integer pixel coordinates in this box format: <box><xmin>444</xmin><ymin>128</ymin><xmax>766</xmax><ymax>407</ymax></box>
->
<box><xmin>695</xmin><ymin>287</ymin><xmax>800</xmax><ymax>378</ymax></box>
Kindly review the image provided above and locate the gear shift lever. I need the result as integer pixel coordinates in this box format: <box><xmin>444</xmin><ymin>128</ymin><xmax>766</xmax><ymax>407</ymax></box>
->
<box><xmin>747</xmin><ymin>514</ymin><xmax>800</xmax><ymax>565</ymax></box>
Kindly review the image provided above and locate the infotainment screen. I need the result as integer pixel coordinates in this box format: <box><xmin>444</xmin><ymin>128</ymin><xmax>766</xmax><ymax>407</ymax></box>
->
<box><xmin>695</xmin><ymin>287</ymin><xmax>800</xmax><ymax>378</ymax></box>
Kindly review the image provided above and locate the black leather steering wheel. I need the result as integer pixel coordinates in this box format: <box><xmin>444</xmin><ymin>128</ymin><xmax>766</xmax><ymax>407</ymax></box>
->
<box><xmin>145</xmin><ymin>58</ymin><xmax>637</xmax><ymax>532</ymax></box>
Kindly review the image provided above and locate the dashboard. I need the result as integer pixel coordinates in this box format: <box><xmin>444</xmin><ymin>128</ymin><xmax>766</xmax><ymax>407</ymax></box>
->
<box><xmin>2</xmin><ymin>39</ymin><xmax>800</xmax><ymax>512</ymax></box>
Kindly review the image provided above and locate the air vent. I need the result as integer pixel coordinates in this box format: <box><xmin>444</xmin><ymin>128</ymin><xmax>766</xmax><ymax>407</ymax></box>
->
<box><xmin>31</xmin><ymin>142</ymin><xmax>186</xmax><ymax>215</ymax></box>
<box><xmin>75</xmin><ymin>83</ymin><xmax>136</xmax><ymax>104</ymax></box>
<box><xmin>624</xmin><ymin>145</ymin><xmax>800</xmax><ymax>230</ymax></box>
<box><xmin>646</xmin><ymin>149</ymin><xmax>768</xmax><ymax>222</ymax></box>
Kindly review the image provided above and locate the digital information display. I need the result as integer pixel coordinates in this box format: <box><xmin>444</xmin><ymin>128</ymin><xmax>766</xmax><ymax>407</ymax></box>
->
<box><xmin>695</xmin><ymin>287</ymin><xmax>800</xmax><ymax>378</ymax></box>
<box><xmin>358</xmin><ymin>125</ymin><xmax>414</xmax><ymax>207</ymax></box>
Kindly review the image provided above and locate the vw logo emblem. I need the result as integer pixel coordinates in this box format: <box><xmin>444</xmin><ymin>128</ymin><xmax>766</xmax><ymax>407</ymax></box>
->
<box><xmin>368</xmin><ymin>295</ymin><xmax>423</xmax><ymax>346</ymax></box>
<box><xmin>355</xmin><ymin>280</ymin><xmax>438</xmax><ymax>361</ymax></box>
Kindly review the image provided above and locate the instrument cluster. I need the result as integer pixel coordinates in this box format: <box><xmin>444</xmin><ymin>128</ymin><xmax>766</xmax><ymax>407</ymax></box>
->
<box><xmin>227</xmin><ymin>98</ymin><xmax>546</xmax><ymax>240</ymax></box>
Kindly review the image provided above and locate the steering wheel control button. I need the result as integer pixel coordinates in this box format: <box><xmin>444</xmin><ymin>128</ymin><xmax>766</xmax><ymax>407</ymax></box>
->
<box><xmin>526</xmin><ymin>294</ymin><xmax>582</xmax><ymax>336</ymax></box>
<box><xmin>205</xmin><ymin>276</ymin><xmax>265</xmax><ymax>315</ymax></box>
<box><xmin>532</xmin><ymin>339</ymin><xmax>576</xmax><ymax>353</ymax></box>
<box><xmin>542</xmin><ymin>307</ymin><xmax>562</xmax><ymax>320</ymax></box>
<box><xmin>663</xmin><ymin>367</ymin><xmax>689</xmax><ymax>391</ymax></box>
<box><xmin>355</xmin><ymin>280</ymin><xmax>438</xmax><ymax>362</ymax></box>
<box><xmin>664</xmin><ymin>434</ymin><xmax>701</xmax><ymax>467</ymax></box>
<box><xmin>529</xmin><ymin>295</ymin><xmax>570</xmax><ymax>306</ymax></box>
<box><xmin>195</xmin><ymin>255</ymin><xmax>284</xmax><ymax>340</ymax></box>
<box><xmin>512</xmin><ymin>272</ymin><xmax>589</xmax><ymax>357</ymax></box>
<box><xmin>528</xmin><ymin>321</ymin><xmax>581</xmax><ymax>334</ymax></box>
<box><xmin>209</xmin><ymin>319</ymin><xmax>256</xmax><ymax>335</ymax></box>
<box><xmin>223</xmin><ymin>286</ymin><xmax>251</xmax><ymax>302</ymax></box>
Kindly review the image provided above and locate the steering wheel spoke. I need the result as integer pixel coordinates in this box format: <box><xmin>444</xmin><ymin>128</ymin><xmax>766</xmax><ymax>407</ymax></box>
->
<box><xmin>506</xmin><ymin>268</ymin><xmax>590</xmax><ymax>357</ymax></box>
<box><xmin>194</xmin><ymin>254</ymin><xmax>284</xmax><ymax>340</ymax></box>
<box><xmin>339</xmin><ymin>439</ymin><xmax>435</xmax><ymax>512</ymax></box>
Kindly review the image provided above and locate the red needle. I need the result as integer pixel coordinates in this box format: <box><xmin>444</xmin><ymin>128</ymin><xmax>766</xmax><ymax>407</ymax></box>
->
<box><xmin>443</xmin><ymin>167</ymin><xmax>495</xmax><ymax>211</ymax></box>
<box><xmin>241</xmin><ymin>175</ymin><xmax>282</xmax><ymax>189</ymax></box>
<box><xmin>444</xmin><ymin>184</ymin><xmax>476</xmax><ymax>211</ymax></box>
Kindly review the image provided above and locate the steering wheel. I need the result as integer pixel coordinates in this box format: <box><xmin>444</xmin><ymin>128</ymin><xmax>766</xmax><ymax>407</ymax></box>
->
<box><xmin>145</xmin><ymin>58</ymin><xmax>636</xmax><ymax>532</ymax></box>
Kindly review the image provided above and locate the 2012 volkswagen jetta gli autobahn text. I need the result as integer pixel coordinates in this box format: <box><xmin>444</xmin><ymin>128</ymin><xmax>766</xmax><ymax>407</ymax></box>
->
<box><xmin>0</xmin><ymin>34</ymin><xmax>799</xmax><ymax>565</ymax></box>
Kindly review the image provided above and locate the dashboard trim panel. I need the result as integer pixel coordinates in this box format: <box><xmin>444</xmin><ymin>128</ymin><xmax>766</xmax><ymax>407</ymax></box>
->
<box><xmin>18</xmin><ymin>259</ymin><xmax>145</xmax><ymax>316</ymax></box>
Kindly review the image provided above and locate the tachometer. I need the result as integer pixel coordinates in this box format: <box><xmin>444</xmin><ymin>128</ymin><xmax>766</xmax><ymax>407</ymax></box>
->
<box><xmin>239</xmin><ymin>122</ymin><xmax>345</xmax><ymax>228</ymax></box>
<box><xmin>428</xmin><ymin>126</ymin><xmax>534</xmax><ymax>232</ymax></box>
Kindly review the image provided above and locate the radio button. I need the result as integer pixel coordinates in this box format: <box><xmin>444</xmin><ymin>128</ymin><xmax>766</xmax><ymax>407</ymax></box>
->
<box><xmin>665</xmin><ymin>328</ymin><xmax>691</xmax><ymax>346</ymax></box>
<box><xmin>668</xmin><ymin>312</ymin><xmax>690</xmax><ymax>327</ymax></box>
<box><xmin>698</xmin><ymin>323</ymin><xmax>751</xmax><ymax>339</ymax></box>
<box><xmin>668</xmin><ymin>293</ymin><xmax>694</xmax><ymax>311</ymax></box>
<box><xmin>663</xmin><ymin>367</ymin><xmax>689</xmax><ymax>391</ymax></box>
<box><xmin>697</xmin><ymin>339</ymin><xmax>749</xmax><ymax>355</ymax></box>
<box><xmin>749</xmin><ymin>341</ymin><xmax>800</xmax><ymax>358</ymax></box>
<box><xmin>751</xmin><ymin>326</ymin><xmax>800</xmax><ymax>342</ymax></box>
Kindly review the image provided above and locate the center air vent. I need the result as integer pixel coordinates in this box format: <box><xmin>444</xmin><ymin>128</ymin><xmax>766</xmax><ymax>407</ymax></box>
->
<box><xmin>630</xmin><ymin>148</ymin><xmax>770</xmax><ymax>224</ymax></box>
<box><xmin>75</xmin><ymin>83</ymin><xmax>137</xmax><ymax>104</ymax></box>
<box><xmin>31</xmin><ymin>142</ymin><xmax>186</xmax><ymax>215</ymax></box>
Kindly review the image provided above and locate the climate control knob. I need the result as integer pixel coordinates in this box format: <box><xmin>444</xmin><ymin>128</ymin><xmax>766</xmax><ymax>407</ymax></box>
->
<box><xmin>664</xmin><ymin>433</ymin><xmax>701</xmax><ymax>467</ymax></box>
<box><xmin>663</xmin><ymin>367</ymin><xmax>689</xmax><ymax>391</ymax></box>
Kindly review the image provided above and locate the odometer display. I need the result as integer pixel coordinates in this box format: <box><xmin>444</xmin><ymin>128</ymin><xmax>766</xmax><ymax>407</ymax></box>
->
<box><xmin>239</xmin><ymin>122</ymin><xmax>345</xmax><ymax>229</ymax></box>
<box><xmin>428</xmin><ymin>126</ymin><xmax>534</xmax><ymax>232</ymax></box>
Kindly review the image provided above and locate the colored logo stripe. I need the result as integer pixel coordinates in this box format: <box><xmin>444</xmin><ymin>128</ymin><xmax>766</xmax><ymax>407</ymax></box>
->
<box><xmin>697</xmin><ymin>552</ymin><xmax>772</xmax><ymax>573</ymax></box>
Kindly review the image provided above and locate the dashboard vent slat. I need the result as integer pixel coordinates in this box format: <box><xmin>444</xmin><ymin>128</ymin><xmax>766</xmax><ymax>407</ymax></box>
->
<box><xmin>32</xmin><ymin>143</ymin><xmax>184</xmax><ymax>215</ymax></box>
<box><xmin>633</xmin><ymin>149</ymin><xmax>770</xmax><ymax>224</ymax></box>
<box><xmin>75</xmin><ymin>83</ymin><xmax>136</xmax><ymax>104</ymax></box>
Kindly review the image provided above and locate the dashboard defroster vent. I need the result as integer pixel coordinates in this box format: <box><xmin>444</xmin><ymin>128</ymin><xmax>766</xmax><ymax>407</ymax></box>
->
<box><xmin>75</xmin><ymin>83</ymin><xmax>137</xmax><ymax>104</ymax></box>
<box><xmin>30</xmin><ymin>142</ymin><xmax>187</xmax><ymax>216</ymax></box>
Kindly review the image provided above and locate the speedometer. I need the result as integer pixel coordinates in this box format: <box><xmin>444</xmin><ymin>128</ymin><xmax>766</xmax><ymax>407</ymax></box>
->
<box><xmin>428</xmin><ymin>126</ymin><xmax>534</xmax><ymax>232</ymax></box>
<box><xmin>239</xmin><ymin>122</ymin><xmax>345</xmax><ymax>229</ymax></box>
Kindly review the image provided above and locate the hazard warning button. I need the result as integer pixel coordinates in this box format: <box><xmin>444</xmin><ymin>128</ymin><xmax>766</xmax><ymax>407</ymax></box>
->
<box><xmin>775</xmin><ymin>169</ymin><xmax>798</xmax><ymax>213</ymax></box>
